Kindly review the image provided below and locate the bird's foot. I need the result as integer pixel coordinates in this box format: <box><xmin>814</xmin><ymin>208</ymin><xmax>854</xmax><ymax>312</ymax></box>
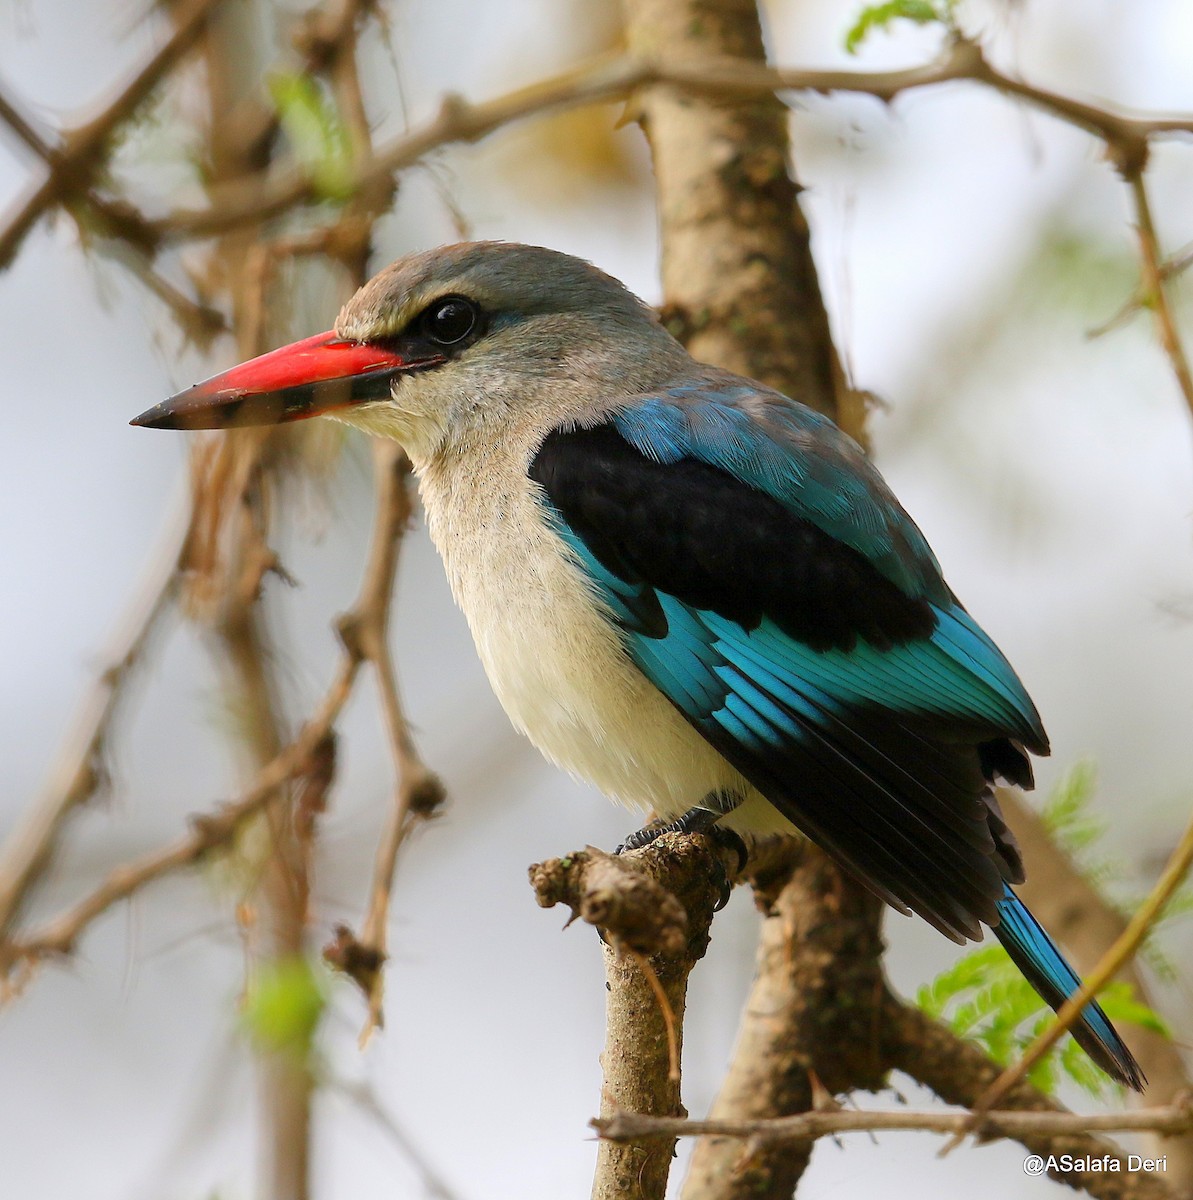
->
<box><xmin>614</xmin><ymin>797</ymin><xmax>747</xmax><ymax>912</ymax></box>
<box><xmin>702</xmin><ymin>827</ymin><xmax>748</xmax><ymax>911</ymax></box>
<box><xmin>614</xmin><ymin>804</ymin><xmax>721</xmax><ymax>856</ymax></box>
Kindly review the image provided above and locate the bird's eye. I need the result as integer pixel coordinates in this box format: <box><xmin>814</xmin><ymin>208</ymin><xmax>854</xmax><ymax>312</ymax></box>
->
<box><xmin>419</xmin><ymin>296</ymin><xmax>479</xmax><ymax>346</ymax></box>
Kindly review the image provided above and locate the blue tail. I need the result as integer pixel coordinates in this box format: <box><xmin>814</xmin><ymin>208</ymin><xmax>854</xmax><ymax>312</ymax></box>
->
<box><xmin>993</xmin><ymin>886</ymin><xmax>1145</xmax><ymax>1090</ymax></box>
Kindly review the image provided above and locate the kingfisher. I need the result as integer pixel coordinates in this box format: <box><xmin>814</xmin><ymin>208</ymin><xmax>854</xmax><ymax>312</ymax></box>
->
<box><xmin>132</xmin><ymin>241</ymin><xmax>1144</xmax><ymax>1089</ymax></box>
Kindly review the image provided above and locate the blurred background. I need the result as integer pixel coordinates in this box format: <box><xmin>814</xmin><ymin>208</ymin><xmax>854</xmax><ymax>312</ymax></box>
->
<box><xmin>1</xmin><ymin>0</ymin><xmax>1192</xmax><ymax>1197</ymax></box>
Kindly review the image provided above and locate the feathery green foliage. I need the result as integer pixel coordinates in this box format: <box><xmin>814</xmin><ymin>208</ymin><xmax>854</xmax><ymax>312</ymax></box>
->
<box><xmin>917</xmin><ymin>764</ymin><xmax>1173</xmax><ymax>1096</ymax></box>
<box><xmin>1042</xmin><ymin>762</ymin><xmax>1192</xmax><ymax>981</ymax></box>
<box><xmin>1040</xmin><ymin>760</ymin><xmax>1116</xmax><ymax>887</ymax></box>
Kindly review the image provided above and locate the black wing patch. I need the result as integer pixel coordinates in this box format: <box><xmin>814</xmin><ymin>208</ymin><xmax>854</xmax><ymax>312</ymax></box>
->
<box><xmin>530</xmin><ymin>422</ymin><xmax>936</xmax><ymax>652</ymax></box>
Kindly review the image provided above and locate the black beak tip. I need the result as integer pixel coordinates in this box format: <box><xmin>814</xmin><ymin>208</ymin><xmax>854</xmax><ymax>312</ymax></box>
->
<box><xmin>130</xmin><ymin>407</ymin><xmax>160</xmax><ymax>429</ymax></box>
<box><xmin>130</xmin><ymin>391</ymin><xmax>222</xmax><ymax>430</ymax></box>
<box><xmin>130</xmin><ymin>411</ymin><xmax>178</xmax><ymax>430</ymax></box>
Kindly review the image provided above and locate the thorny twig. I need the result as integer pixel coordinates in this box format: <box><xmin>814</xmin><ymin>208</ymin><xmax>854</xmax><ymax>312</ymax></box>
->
<box><xmin>325</xmin><ymin>441</ymin><xmax>445</xmax><ymax>1044</ymax></box>
<box><xmin>148</xmin><ymin>38</ymin><xmax>1193</xmax><ymax>242</ymax></box>
<box><xmin>0</xmin><ymin>0</ymin><xmax>223</xmax><ymax>267</ymax></box>
<box><xmin>0</xmin><ymin>432</ymin><xmax>422</xmax><ymax>990</ymax></box>
<box><xmin>595</xmin><ymin>1093</ymin><xmax>1193</xmax><ymax>1144</ymax></box>
<box><xmin>0</xmin><ymin>487</ymin><xmax>191</xmax><ymax>939</ymax></box>
<box><xmin>1088</xmin><ymin>243</ymin><xmax>1193</xmax><ymax>340</ymax></box>
<box><xmin>1124</xmin><ymin>171</ymin><xmax>1193</xmax><ymax>420</ymax></box>
<box><xmin>0</xmin><ymin>84</ymin><xmax>225</xmax><ymax>342</ymax></box>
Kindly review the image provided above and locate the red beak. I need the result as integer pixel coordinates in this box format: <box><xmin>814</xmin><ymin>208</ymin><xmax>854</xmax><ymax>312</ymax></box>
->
<box><xmin>130</xmin><ymin>331</ymin><xmax>442</xmax><ymax>430</ymax></box>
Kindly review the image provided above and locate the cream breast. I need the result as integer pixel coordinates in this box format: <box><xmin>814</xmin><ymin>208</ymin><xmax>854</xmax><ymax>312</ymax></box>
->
<box><xmin>413</xmin><ymin>426</ymin><xmax>761</xmax><ymax>822</ymax></box>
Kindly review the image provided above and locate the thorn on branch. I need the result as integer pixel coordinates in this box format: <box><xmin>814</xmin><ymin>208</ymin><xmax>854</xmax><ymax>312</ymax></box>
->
<box><xmin>324</xmin><ymin>922</ymin><xmax>385</xmax><ymax>999</ymax></box>
<box><xmin>294</xmin><ymin>732</ymin><xmax>337</xmax><ymax>840</ymax></box>
<box><xmin>530</xmin><ymin>846</ymin><xmax>691</xmax><ymax>957</ymax></box>
<box><xmin>407</xmin><ymin>772</ymin><xmax>448</xmax><ymax>818</ymax></box>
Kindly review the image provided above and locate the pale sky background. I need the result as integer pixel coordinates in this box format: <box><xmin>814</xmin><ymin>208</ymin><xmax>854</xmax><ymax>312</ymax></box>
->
<box><xmin>1</xmin><ymin>1</ymin><xmax>1192</xmax><ymax>1198</ymax></box>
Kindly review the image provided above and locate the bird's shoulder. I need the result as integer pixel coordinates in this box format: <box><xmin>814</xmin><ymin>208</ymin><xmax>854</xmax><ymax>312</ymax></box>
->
<box><xmin>530</xmin><ymin>370</ymin><xmax>949</xmax><ymax>609</ymax></box>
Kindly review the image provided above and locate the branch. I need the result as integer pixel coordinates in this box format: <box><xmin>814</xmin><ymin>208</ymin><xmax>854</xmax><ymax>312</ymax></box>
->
<box><xmin>1089</xmin><ymin>242</ymin><xmax>1193</xmax><ymax>339</ymax></box>
<box><xmin>0</xmin><ymin>660</ymin><xmax>353</xmax><ymax>992</ymax></box>
<box><xmin>682</xmin><ymin>844</ymin><xmax>888</xmax><ymax>1200</ymax></box>
<box><xmin>0</xmin><ymin>83</ymin><xmax>161</xmax><ymax>255</ymax></box>
<box><xmin>886</xmin><ymin>1001</ymin><xmax>1181</xmax><ymax>1200</ymax></box>
<box><xmin>0</xmin><ymin>84</ymin><xmax>225</xmax><ymax>341</ymax></box>
<box><xmin>0</xmin><ymin>421</ymin><xmax>422</xmax><ymax>988</ymax></box>
<box><xmin>1124</xmin><ymin>170</ymin><xmax>1193</xmax><ymax>420</ymax></box>
<box><xmin>596</xmin><ymin>1094</ymin><xmax>1193</xmax><ymax>1143</ymax></box>
<box><xmin>299</xmin><ymin>5</ymin><xmax>445</xmax><ymax>1040</ymax></box>
<box><xmin>0</xmin><ymin>487</ymin><xmax>189</xmax><ymax>938</ymax></box>
<box><xmin>538</xmin><ymin>836</ymin><xmax>1179</xmax><ymax>1200</ymax></box>
<box><xmin>323</xmin><ymin>440</ymin><xmax>446</xmax><ymax>1043</ymax></box>
<box><xmin>150</xmin><ymin>37</ymin><xmax>1193</xmax><ymax>244</ymax></box>
<box><xmin>531</xmin><ymin>837</ymin><xmax>740</xmax><ymax>1200</ymax></box>
<box><xmin>0</xmin><ymin>0</ymin><xmax>223</xmax><ymax>268</ymax></box>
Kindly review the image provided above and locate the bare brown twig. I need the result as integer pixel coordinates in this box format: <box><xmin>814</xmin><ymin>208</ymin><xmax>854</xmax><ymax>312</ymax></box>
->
<box><xmin>596</xmin><ymin>1094</ymin><xmax>1193</xmax><ymax>1143</ymax></box>
<box><xmin>0</xmin><ymin>84</ymin><xmax>150</xmax><ymax>245</ymax></box>
<box><xmin>531</xmin><ymin>838</ymin><xmax>740</xmax><ymax>1200</ymax></box>
<box><xmin>0</xmin><ymin>653</ymin><xmax>355</xmax><ymax>992</ymax></box>
<box><xmin>1088</xmin><ymin>243</ymin><xmax>1193</xmax><ymax>340</ymax></box>
<box><xmin>0</xmin><ymin>82</ymin><xmax>225</xmax><ymax>341</ymax></box>
<box><xmin>0</xmin><ymin>488</ymin><xmax>190</xmax><ymax>939</ymax></box>
<box><xmin>149</xmin><ymin>38</ymin><xmax>1193</xmax><ymax>244</ymax></box>
<box><xmin>291</xmin><ymin>4</ymin><xmax>447</xmax><ymax>1042</ymax></box>
<box><xmin>0</xmin><ymin>0</ymin><xmax>223</xmax><ymax>268</ymax></box>
<box><xmin>885</xmin><ymin>1000</ymin><xmax>1181</xmax><ymax>1200</ymax></box>
<box><xmin>0</xmin><ymin>423</ymin><xmax>422</xmax><ymax>991</ymax></box>
<box><xmin>1124</xmin><ymin>171</ymin><xmax>1193</xmax><ymax>420</ymax></box>
<box><xmin>329</xmin><ymin>440</ymin><xmax>446</xmax><ymax>1043</ymax></box>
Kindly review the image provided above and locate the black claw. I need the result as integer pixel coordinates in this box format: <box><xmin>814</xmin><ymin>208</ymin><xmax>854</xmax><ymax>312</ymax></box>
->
<box><xmin>712</xmin><ymin>867</ymin><xmax>733</xmax><ymax>912</ymax></box>
<box><xmin>709</xmin><ymin>825</ymin><xmax>749</xmax><ymax>875</ymax></box>
<box><xmin>614</xmin><ymin>812</ymin><xmax>744</xmax><ymax>913</ymax></box>
<box><xmin>615</xmin><ymin>822</ymin><xmax>667</xmax><ymax>855</ymax></box>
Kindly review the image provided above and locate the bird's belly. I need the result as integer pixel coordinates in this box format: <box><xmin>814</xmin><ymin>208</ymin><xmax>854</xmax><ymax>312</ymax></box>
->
<box><xmin>424</xmin><ymin>482</ymin><xmax>744</xmax><ymax>817</ymax></box>
<box><xmin>473</xmin><ymin>554</ymin><xmax>739</xmax><ymax>815</ymax></box>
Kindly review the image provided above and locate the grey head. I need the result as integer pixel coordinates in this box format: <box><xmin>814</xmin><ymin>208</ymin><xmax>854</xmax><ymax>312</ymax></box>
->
<box><xmin>331</xmin><ymin>242</ymin><xmax>692</xmax><ymax>458</ymax></box>
<box><xmin>130</xmin><ymin>242</ymin><xmax>692</xmax><ymax>453</ymax></box>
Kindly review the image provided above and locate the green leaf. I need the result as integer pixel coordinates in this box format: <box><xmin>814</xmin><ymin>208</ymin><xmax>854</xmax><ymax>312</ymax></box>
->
<box><xmin>1040</xmin><ymin>762</ymin><xmax>1192</xmax><ymax>988</ymax></box>
<box><xmin>1061</xmin><ymin>1034</ymin><xmax>1109</xmax><ymax>1096</ymax></box>
<box><xmin>267</xmin><ymin>72</ymin><xmax>353</xmax><ymax>200</ymax></box>
<box><xmin>243</xmin><ymin>955</ymin><xmax>326</xmax><ymax>1056</ymax></box>
<box><xmin>843</xmin><ymin>0</ymin><xmax>949</xmax><ymax>55</ymax></box>
<box><xmin>1095</xmin><ymin>981</ymin><xmax>1171</xmax><ymax>1038</ymax></box>
<box><xmin>1041</xmin><ymin>761</ymin><xmax>1107</xmax><ymax>858</ymax></box>
<box><xmin>915</xmin><ymin>940</ymin><xmax>1168</xmax><ymax>1097</ymax></box>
